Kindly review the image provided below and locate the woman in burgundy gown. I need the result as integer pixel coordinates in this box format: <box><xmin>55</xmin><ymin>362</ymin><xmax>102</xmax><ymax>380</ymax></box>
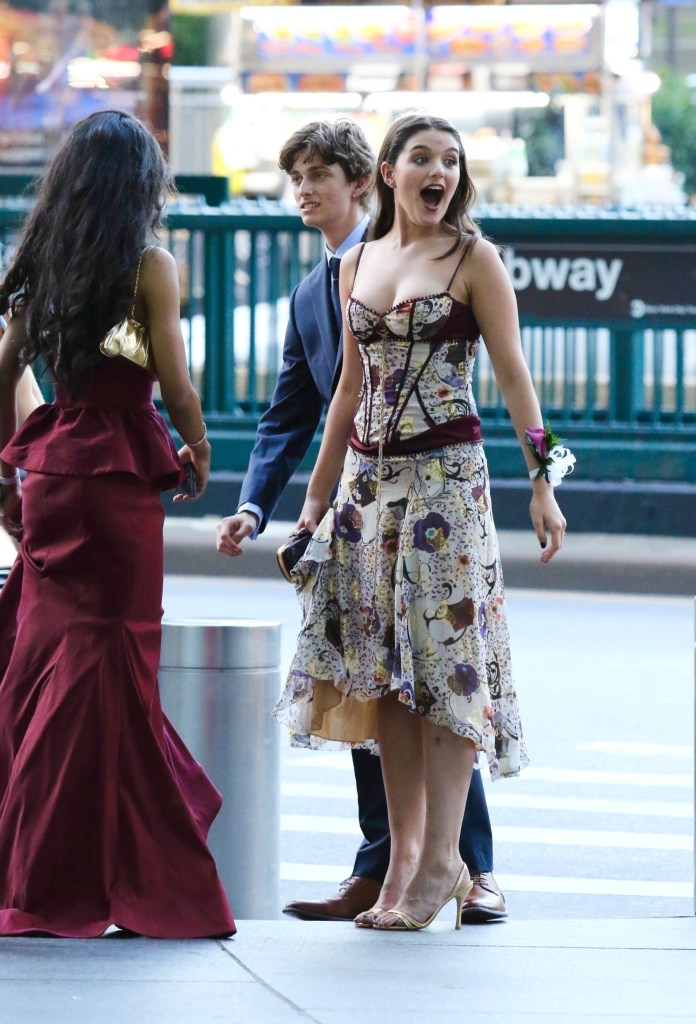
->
<box><xmin>0</xmin><ymin>111</ymin><xmax>235</xmax><ymax>938</ymax></box>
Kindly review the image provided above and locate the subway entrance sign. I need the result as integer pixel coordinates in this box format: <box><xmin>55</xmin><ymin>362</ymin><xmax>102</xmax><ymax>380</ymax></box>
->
<box><xmin>477</xmin><ymin>212</ymin><xmax>696</xmax><ymax>329</ymax></box>
<box><xmin>502</xmin><ymin>243</ymin><xmax>696</xmax><ymax>327</ymax></box>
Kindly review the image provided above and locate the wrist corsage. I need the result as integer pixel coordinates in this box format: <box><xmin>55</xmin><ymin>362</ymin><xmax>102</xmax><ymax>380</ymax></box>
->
<box><xmin>525</xmin><ymin>425</ymin><xmax>576</xmax><ymax>486</ymax></box>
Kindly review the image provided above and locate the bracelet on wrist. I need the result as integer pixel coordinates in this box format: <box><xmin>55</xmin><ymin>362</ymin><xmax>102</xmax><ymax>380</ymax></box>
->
<box><xmin>525</xmin><ymin>424</ymin><xmax>576</xmax><ymax>487</ymax></box>
<box><xmin>185</xmin><ymin>424</ymin><xmax>207</xmax><ymax>449</ymax></box>
<box><xmin>0</xmin><ymin>471</ymin><xmax>20</xmax><ymax>486</ymax></box>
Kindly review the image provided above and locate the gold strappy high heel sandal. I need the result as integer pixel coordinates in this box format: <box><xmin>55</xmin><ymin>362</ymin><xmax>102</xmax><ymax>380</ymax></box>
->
<box><xmin>373</xmin><ymin>865</ymin><xmax>472</xmax><ymax>932</ymax></box>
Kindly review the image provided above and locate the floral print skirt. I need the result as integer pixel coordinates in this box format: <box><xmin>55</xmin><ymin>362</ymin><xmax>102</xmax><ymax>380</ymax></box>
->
<box><xmin>273</xmin><ymin>441</ymin><xmax>528</xmax><ymax>780</ymax></box>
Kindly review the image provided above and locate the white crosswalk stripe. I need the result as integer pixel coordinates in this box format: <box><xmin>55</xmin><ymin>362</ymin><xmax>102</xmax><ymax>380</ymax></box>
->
<box><xmin>280</xmin><ymin>740</ymin><xmax>694</xmax><ymax>909</ymax></box>
<box><xmin>286</xmin><ymin>755</ymin><xmax>692</xmax><ymax>788</ymax></box>
<box><xmin>576</xmin><ymin>741</ymin><xmax>692</xmax><ymax>759</ymax></box>
<box><xmin>282</xmin><ymin>781</ymin><xmax>692</xmax><ymax>819</ymax></box>
<box><xmin>282</xmin><ymin>813</ymin><xmax>691</xmax><ymax>850</ymax></box>
<box><xmin>279</xmin><ymin>863</ymin><xmax>691</xmax><ymax>899</ymax></box>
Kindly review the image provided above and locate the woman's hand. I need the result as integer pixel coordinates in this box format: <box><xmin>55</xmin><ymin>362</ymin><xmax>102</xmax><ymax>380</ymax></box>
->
<box><xmin>173</xmin><ymin>441</ymin><xmax>211</xmax><ymax>502</ymax></box>
<box><xmin>529</xmin><ymin>480</ymin><xmax>566</xmax><ymax>563</ymax></box>
<box><xmin>296</xmin><ymin>495</ymin><xmax>329</xmax><ymax>534</ymax></box>
<box><xmin>0</xmin><ymin>478</ymin><xmax>23</xmax><ymax>540</ymax></box>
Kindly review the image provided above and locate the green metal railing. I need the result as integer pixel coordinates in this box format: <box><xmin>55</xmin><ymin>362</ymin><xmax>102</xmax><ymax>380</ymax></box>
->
<box><xmin>1</xmin><ymin>199</ymin><xmax>695</xmax><ymax>481</ymax></box>
<box><xmin>164</xmin><ymin>203</ymin><xmax>323</xmax><ymax>416</ymax></box>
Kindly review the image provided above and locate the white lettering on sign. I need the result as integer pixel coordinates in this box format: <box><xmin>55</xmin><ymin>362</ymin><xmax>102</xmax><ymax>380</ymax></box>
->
<box><xmin>503</xmin><ymin>250</ymin><xmax>623</xmax><ymax>301</ymax></box>
<box><xmin>630</xmin><ymin>300</ymin><xmax>696</xmax><ymax>318</ymax></box>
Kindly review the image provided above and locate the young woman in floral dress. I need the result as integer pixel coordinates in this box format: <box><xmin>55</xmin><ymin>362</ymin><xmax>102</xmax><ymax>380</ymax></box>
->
<box><xmin>275</xmin><ymin>113</ymin><xmax>570</xmax><ymax>932</ymax></box>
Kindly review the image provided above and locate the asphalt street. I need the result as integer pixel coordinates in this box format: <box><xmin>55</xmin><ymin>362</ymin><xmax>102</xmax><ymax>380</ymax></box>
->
<box><xmin>162</xmin><ymin>576</ymin><xmax>694</xmax><ymax>923</ymax></box>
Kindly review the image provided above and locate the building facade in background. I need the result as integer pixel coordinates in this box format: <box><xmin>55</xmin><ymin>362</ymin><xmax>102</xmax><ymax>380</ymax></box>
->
<box><xmin>0</xmin><ymin>0</ymin><xmax>171</xmax><ymax>168</ymax></box>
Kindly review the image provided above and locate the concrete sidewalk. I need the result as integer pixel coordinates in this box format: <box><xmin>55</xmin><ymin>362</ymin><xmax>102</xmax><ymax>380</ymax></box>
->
<box><xmin>164</xmin><ymin>517</ymin><xmax>696</xmax><ymax>596</ymax></box>
<box><xmin>1</xmin><ymin>917</ymin><xmax>694</xmax><ymax>1022</ymax></box>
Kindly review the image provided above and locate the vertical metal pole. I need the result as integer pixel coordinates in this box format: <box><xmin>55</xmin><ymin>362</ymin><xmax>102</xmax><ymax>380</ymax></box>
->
<box><xmin>610</xmin><ymin>329</ymin><xmax>642</xmax><ymax>425</ymax></box>
<box><xmin>652</xmin><ymin>329</ymin><xmax>664</xmax><ymax>425</ymax></box>
<box><xmin>248</xmin><ymin>230</ymin><xmax>258</xmax><ymax>413</ymax></box>
<box><xmin>675</xmin><ymin>329</ymin><xmax>684</xmax><ymax>426</ymax></box>
<box><xmin>203</xmin><ymin>228</ymin><xmax>223</xmax><ymax>413</ymax></box>
<box><xmin>185</xmin><ymin>228</ymin><xmax>195</xmax><ymax>378</ymax></box>
<box><xmin>563</xmin><ymin>328</ymin><xmax>574</xmax><ymax>423</ymax></box>
<box><xmin>267</xmin><ymin>231</ymin><xmax>280</xmax><ymax>403</ymax></box>
<box><xmin>586</xmin><ymin>328</ymin><xmax>597</xmax><ymax>421</ymax></box>
<box><xmin>222</xmin><ymin>227</ymin><xmax>236</xmax><ymax>415</ymax></box>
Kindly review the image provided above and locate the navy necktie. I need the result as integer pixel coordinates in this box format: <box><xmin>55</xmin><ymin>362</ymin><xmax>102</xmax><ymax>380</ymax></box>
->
<box><xmin>329</xmin><ymin>256</ymin><xmax>342</xmax><ymax>334</ymax></box>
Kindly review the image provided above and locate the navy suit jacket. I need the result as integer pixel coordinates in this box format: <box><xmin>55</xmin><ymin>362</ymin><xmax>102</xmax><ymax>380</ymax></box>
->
<box><xmin>238</xmin><ymin>255</ymin><xmax>345</xmax><ymax>530</ymax></box>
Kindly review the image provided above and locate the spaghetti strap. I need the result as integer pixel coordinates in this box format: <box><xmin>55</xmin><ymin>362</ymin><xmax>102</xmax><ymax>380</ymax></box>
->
<box><xmin>129</xmin><ymin>247</ymin><xmax>150</xmax><ymax>317</ymax></box>
<box><xmin>352</xmin><ymin>242</ymin><xmax>367</xmax><ymax>290</ymax></box>
<box><xmin>446</xmin><ymin>239</ymin><xmax>475</xmax><ymax>290</ymax></box>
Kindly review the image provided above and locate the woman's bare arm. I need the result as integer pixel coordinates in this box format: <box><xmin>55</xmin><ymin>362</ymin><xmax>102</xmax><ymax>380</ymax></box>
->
<box><xmin>296</xmin><ymin>246</ymin><xmax>363</xmax><ymax>531</ymax></box>
<box><xmin>140</xmin><ymin>247</ymin><xmax>210</xmax><ymax>499</ymax></box>
<box><xmin>465</xmin><ymin>239</ymin><xmax>567</xmax><ymax>562</ymax></box>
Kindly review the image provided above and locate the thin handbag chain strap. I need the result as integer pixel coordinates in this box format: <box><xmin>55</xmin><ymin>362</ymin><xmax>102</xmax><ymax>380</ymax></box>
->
<box><xmin>376</xmin><ymin>337</ymin><xmax>386</xmax><ymax>530</ymax></box>
<box><xmin>352</xmin><ymin>242</ymin><xmax>386</xmax><ymax>611</ymax></box>
<box><xmin>129</xmin><ymin>246</ymin><xmax>150</xmax><ymax>319</ymax></box>
<box><xmin>371</xmin><ymin>337</ymin><xmax>387</xmax><ymax>610</ymax></box>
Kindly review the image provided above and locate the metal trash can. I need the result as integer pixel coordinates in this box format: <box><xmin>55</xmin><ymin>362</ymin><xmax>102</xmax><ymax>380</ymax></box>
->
<box><xmin>159</xmin><ymin>617</ymin><xmax>282</xmax><ymax>919</ymax></box>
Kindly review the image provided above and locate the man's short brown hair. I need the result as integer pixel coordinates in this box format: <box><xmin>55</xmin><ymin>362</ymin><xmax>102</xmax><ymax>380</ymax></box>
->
<box><xmin>279</xmin><ymin>119</ymin><xmax>375</xmax><ymax>209</ymax></box>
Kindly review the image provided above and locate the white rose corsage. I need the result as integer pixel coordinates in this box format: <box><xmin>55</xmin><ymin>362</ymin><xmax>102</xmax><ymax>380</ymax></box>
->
<box><xmin>525</xmin><ymin>425</ymin><xmax>576</xmax><ymax>486</ymax></box>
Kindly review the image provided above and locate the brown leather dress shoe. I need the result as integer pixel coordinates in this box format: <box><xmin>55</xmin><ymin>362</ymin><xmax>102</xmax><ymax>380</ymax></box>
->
<box><xmin>459</xmin><ymin>872</ymin><xmax>507</xmax><ymax>924</ymax></box>
<box><xmin>283</xmin><ymin>876</ymin><xmax>382</xmax><ymax>922</ymax></box>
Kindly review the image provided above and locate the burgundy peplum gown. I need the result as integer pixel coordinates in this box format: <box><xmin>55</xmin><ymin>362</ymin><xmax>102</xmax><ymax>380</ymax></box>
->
<box><xmin>0</xmin><ymin>357</ymin><xmax>235</xmax><ymax>938</ymax></box>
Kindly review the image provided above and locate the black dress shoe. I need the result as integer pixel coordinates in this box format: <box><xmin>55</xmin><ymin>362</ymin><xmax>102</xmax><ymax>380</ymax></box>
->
<box><xmin>460</xmin><ymin>872</ymin><xmax>507</xmax><ymax>924</ymax></box>
<box><xmin>283</xmin><ymin>876</ymin><xmax>382</xmax><ymax>922</ymax></box>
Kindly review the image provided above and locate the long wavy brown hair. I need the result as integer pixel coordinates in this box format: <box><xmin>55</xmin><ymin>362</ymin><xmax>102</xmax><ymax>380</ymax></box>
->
<box><xmin>372</xmin><ymin>112</ymin><xmax>479</xmax><ymax>260</ymax></box>
<box><xmin>0</xmin><ymin>110</ymin><xmax>172</xmax><ymax>397</ymax></box>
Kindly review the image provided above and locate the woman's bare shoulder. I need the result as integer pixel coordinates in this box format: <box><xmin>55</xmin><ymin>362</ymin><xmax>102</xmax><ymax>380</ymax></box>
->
<box><xmin>341</xmin><ymin>243</ymin><xmax>362</xmax><ymax>268</ymax></box>
<box><xmin>340</xmin><ymin>240</ymin><xmax>374</xmax><ymax>283</ymax></box>
<box><xmin>140</xmin><ymin>245</ymin><xmax>179</xmax><ymax>294</ymax></box>
<box><xmin>143</xmin><ymin>245</ymin><xmax>176</xmax><ymax>274</ymax></box>
<box><xmin>468</xmin><ymin>235</ymin><xmax>501</xmax><ymax>264</ymax></box>
<box><xmin>466</xmin><ymin>236</ymin><xmax>508</xmax><ymax>282</ymax></box>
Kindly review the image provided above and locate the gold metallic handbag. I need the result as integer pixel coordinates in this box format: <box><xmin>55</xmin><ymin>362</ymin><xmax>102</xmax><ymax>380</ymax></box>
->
<box><xmin>99</xmin><ymin>247</ymin><xmax>155</xmax><ymax>373</ymax></box>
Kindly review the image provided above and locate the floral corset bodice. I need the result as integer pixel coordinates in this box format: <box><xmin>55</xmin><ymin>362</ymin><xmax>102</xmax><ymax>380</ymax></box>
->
<box><xmin>347</xmin><ymin>292</ymin><xmax>482</xmax><ymax>450</ymax></box>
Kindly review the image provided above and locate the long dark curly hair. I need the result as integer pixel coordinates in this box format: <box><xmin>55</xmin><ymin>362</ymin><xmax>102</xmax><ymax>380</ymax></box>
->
<box><xmin>0</xmin><ymin>110</ymin><xmax>172</xmax><ymax>397</ymax></box>
<box><xmin>372</xmin><ymin>112</ymin><xmax>478</xmax><ymax>260</ymax></box>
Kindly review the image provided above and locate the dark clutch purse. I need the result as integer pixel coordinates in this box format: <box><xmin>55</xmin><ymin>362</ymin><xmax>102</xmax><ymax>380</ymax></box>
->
<box><xmin>276</xmin><ymin>528</ymin><xmax>311</xmax><ymax>582</ymax></box>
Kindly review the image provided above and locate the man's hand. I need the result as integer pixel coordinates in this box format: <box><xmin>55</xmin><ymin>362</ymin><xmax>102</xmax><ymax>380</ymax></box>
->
<box><xmin>216</xmin><ymin>510</ymin><xmax>259</xmax><ymax>557</ymax></box>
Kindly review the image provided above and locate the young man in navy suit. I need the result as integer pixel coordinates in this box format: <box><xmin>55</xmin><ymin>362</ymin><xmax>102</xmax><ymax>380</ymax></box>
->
<box><xmin>217</xmin><ymin>120</ymin><xmax>506</xmax><ymax>924</ymax></box>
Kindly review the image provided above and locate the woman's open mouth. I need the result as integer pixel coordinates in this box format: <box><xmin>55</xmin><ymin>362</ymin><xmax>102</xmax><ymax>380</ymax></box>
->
<box><xmin>420</xmin><ymin>185</ymin><xmax>445</xmax><ymax>211</ymax></box>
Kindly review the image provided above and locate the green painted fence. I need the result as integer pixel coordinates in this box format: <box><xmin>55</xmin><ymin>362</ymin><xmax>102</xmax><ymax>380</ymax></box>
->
<box><xmin>1</xmin><ymin>198</ymin><xmax>695</xmax><ymax>482</ymax></box>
